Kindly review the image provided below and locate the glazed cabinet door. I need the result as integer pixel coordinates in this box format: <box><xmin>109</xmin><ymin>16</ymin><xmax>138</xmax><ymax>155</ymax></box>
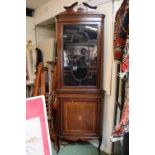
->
<box><xmin>61</xmin><ymin>98</ymin><xmax>101</xmax><ymax>137</ymax></box>
<box><xmin>58</xmin><ymin>22</ymin><xmax>102</xmax><ymax>90</ymax></box>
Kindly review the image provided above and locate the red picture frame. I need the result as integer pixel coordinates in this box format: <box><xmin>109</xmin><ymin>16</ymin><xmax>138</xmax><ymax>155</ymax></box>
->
<box><xmin>26</xmin><ymin>96</ymin><xmax>52</xmax><ymax>155</ymax></box>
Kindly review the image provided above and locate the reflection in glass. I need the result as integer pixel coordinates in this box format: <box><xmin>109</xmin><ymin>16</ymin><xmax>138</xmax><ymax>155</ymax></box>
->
<box><xmin>63</xmin><ymin>24</ymin><xmax>98</xmax><ymax>86</ymax></box>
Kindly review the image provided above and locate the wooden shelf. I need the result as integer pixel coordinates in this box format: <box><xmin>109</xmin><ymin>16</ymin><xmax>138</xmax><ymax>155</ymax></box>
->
<box><xmin>46</xmin><ymin>60</ymin><xmax>57</xmax><ymax>65</ymax></box>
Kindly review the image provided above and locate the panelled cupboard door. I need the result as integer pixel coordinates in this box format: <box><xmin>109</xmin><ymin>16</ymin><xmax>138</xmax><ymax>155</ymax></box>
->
<box><xmin>61</xmin><ymin>98</ymin><xmax>101</xmax><ymax>137</ymax></box>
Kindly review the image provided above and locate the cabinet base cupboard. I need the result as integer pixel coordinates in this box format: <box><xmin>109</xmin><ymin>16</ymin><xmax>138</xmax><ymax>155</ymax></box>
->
<box><xmin>52</xmin><ymin>3</ymin><xmax>105</xmax><ymax>151</ymax></box>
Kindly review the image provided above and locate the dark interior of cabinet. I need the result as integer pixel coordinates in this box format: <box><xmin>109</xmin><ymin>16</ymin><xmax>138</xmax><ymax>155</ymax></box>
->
<box><xmin>63</xmin><ymin>24</ymin><xmax>98</xmax><ymax>86</ymax></box>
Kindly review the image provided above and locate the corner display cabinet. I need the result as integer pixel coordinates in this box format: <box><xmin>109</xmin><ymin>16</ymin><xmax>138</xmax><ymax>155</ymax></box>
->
<box><xmin>52</xmin><ymin>2</ymin><xmax>105</xmax><ymax>151</ymax></box>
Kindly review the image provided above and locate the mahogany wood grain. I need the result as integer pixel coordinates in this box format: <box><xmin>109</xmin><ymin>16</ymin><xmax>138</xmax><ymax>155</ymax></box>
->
<box><xmin>41</xmin><ymin>67</ymin><xmax>46</xmax><ymax>95</ymax></box>
<box><xmin>63</xmin><ymin>100</ymin><xmax>97</xmax><ymax>133</ymax></box>
<box><xmin>33</xmin><ymin>63</ymin><xmax>43</xmax><ymax>96</ymax></box>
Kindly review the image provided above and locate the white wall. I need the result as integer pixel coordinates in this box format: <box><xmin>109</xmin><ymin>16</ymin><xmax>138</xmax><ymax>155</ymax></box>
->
<box><xmin>26</xmin><ymin>15</ymin><xmax>56</xmax><ymax>65</ymax></box>
<box><xmin>35</xmin><ymin>26</ymin><xmax>56</xmax><ymax>63</ymax></box>
<box><xmin>30</xmin><ymin>0</ymin><xmax>123</xmax><ymax>154</ymax></box>
<box><xmin>34</xmin><ymin>0</ymin><xmax>85</xmax><ymax>25</ymax></box>
<box><xmin>35</xmin><ymin>26</ymin><xmax>55</xmax><ymax>45</ymax></box>
<box><xmin>37</xmin><ymin>37</ymin><xmax>56</xmax><ymax>65</ymax></box>
<box><xmin>26</xmin><ymin>16</ymin><xmax>36</xmax><ymax>47</ymax></box>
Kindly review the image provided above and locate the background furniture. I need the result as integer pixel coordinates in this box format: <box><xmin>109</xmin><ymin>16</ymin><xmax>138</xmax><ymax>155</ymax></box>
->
<box><xmin>32</xmin><ymin>62</ymin><xmax>53</xmax><ymax>134</ymax></box>
<box><xmin>111</xmin><ymin>64</ymin><xmax>125</xmax><ymax>155</ymax></box>
<box><xmin>111</xmin><ymin>64</ymin><xmax>129</xmax><ymax>155</ymax></box>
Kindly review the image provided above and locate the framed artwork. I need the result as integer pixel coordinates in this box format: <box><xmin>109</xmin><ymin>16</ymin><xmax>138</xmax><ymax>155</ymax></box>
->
<box><xmin>26</xmin><ymin>96</ymin><xmax>52</xmax><ymax>155</ymax></box>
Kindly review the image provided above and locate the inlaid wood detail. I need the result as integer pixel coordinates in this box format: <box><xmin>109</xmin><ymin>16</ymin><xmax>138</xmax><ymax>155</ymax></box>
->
<box><xmin>63</xmin><ymin>100</ymin><xmax>97</xmax><ymax>133</ymax></box>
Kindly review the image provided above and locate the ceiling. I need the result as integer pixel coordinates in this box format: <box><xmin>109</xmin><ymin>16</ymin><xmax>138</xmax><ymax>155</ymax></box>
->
<box><xmin>26</xmin><ymin>0</ymin><xmax>50</xmax><ymax>9</ymax></box>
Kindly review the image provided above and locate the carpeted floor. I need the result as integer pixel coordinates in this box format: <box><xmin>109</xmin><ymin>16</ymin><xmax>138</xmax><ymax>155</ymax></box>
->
<box><xmin>51</xmin><ymin>141</ymin><xmax>109</xmax><ymax>155</ymax></box>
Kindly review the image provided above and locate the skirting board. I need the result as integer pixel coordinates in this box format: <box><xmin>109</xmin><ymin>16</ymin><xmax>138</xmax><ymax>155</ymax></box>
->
<box><xmin>88</xmin><ymin>140</ymin><xmax>111</xmax><ymax>155</ymax></box>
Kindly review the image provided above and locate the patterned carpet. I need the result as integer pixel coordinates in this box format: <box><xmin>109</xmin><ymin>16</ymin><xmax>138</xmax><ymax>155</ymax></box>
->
<box><xmin>51</xmin><ymin>141</ymin><xmax>109</xmax><ymax>155</ymax></box>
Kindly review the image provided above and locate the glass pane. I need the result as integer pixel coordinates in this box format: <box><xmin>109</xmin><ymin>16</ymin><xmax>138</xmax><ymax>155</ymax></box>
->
<box><xmin>63</xmin><ymin>24</ymin><xmax>98</xmax><ymax>86</ymax></box>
